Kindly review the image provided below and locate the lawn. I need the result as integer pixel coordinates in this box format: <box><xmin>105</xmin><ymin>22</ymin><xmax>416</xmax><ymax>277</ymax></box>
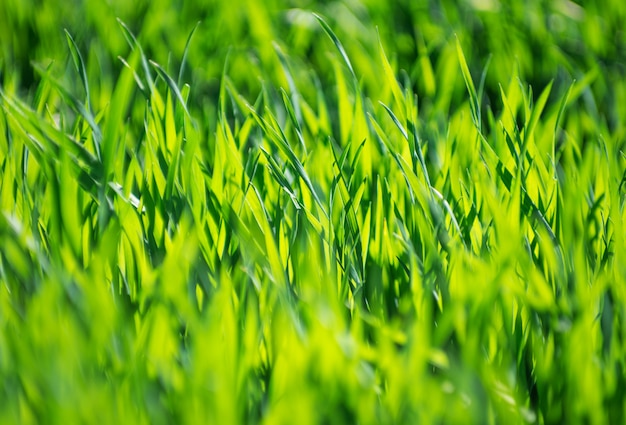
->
<box><xmin>1</xmin><ymin>0</ymin><xmax>625</xmax><ymax>423</ymax></box>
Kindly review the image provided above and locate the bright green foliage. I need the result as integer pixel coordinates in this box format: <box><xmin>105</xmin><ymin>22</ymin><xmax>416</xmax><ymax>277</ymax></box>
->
<box><xmin>1</xmin><ymin>1</ymin><xmax>625</xmax><ymax>424</ymax></box>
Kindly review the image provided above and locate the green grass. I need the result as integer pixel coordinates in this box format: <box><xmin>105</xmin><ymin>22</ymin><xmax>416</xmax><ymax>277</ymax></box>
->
<box><xmin>1</xmin><ymin>0</ymin><xmax>625</xmax><ymax>423</ymax></box>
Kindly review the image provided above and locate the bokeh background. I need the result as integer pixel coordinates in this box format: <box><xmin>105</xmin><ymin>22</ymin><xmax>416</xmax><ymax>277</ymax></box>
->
<box><xmin>1</xmin><ymin>1</ymin><xmax>625</xmax><ymax>424</ymax></box>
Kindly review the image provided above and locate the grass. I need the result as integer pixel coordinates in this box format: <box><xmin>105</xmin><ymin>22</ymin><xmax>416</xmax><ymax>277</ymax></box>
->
<box><xmin>1</xmin><ymin>0</ymin><xmax>625</xmax><ymax>423</ymax></box>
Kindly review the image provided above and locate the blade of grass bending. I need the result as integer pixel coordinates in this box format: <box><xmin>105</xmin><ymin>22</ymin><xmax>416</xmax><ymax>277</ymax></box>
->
<box><xmin>406</xmin><ymin>101</ymin><xmax>432</xmax><ymax>188</ymax></box>
<box><xmin>108</xmin><ymin>182</ymin><xmax>142</xmax><ymax>211</ymax></box>
<box><xmin>163</xmin><ymin>93</ymin><xmax>183</xmax><ymax>201</ymax></box>
<box><xmin>178</xmin><ymin>21</ymin><xmax>201</xmax><ymax>87</ymax></box>
<box><xmin>503</xmin><ymin>127</ymin><xmax>519</xmax><ymax>163</ymax></box>
<box><xmin>367</xmin><ymin>111</ymin><xmax>413</xmax><ymax>204</ymax></box>
<box><xmin>430</xmin><ymin>187</ymin><xmax>464</xmax><ymax>248</ymax></box>
<box><xmin>477</xmin><ymin>54</ymin><xmax>492</xmax><ymax>114</ymax></box>
<box><xmin>177</xmin><ymin>83</ymin><xmax>191</xmax><ymax>129</ymax></box>
<box><xmin>521</xmin><ymin>186</ymin><xmax>558</xmax><ymax>243</ymax></box>
<box><xmin>117</xmin><ymin>18</ymin><xmax>154</xmax><ymax>93</ymax></box>
<box><xmin>332</xmin><ymin>135</ymin><xmax>355</xmax><ymax>173</ymax></box>
<box><xmin>499</xmin><ymin>83</ymin><xmax>524</xmax><ymax>167</ymax></box>
<box><xmin>239</xmin><ymin>151</ymin><xmax>261</xmax><ymax>215</ymax></box>
<box><xmin>455</xmin><ymin>35</ymin><xmax>480</xmax><ymax>129</ymax></box>
<box><xmin>218</xmin><ymin>48</ymin><xmax>232</xmax><ymax>124</ymax></box>
<box><xmin>554</xmin><ymin>81</ymin><xmax>574</xmax><ymax>139</ymax></box>
<box><xmin>329</xmin><ymin>136</ymin><xmax>367</xmax><ymax>203</ymax></box>
<box><xmin>312</xmin><ymin>72</ymin><xmax>331</xmax><ymax>135</ymax></box>
<box><xmin>64</xmin><ymin>30</ymin><xmax>92</xmax><ymax>115</ymax></box>
<box><xmin>553</xmin><ymin>81</ymin><xmax>574</xmax><ymax>172</ymax></box>
<box><xmin>524</xmin><ymin>80</ymin><xmax>553</xmax><ymax>145</ymax></box>
<box><xmin>279</xmin><ymin>88</ymin><xmax>307</xmax><ymax>153</ymax></box>
<box><xmin>313</xmin><ymin>13</ymin><xmax>357</xmax><ymax>87</ymax></box>
<box><xmin>380</xmin><ymin>100</ymin><xmax>431</xmax><ymax>187</ymax></box>
<box><xmin>117</xmin><ymin>55</ymin><xmax>146</xmax><ymax>94</ymax></box>
<box><xmin>377</xmin><ymin>29</ymin><xmax>406</xmax><ymax>122</ymax></box>
<box><xmin>549</xmin><ymin>81</ymin><xmax>574</xmax><ymax>245</ymax></box>
<box><xmin>379</xmin><ymin>101</ymin><xmax>407</xmax><ymax>139</ymax></box>
<box><xmin>330</xmin><ymin>57</ymin><xmax>355</xmax><ymax>144</ymax></box>
<box><xmin>149</xmin><ymin>60</ymin><xmax>190</xmax><ymax>117</ymax></box>
<box><xmin>274</xmin><ymin>42</ymin><xmax>303</xmax><ymax>124</ymax></box>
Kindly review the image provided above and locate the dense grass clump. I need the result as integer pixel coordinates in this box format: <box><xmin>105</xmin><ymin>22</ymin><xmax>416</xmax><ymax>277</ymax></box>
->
<box><xmin>1</xmin><ymin>0</ymin><xmax>625</xmax><ymax>423</ymax></box>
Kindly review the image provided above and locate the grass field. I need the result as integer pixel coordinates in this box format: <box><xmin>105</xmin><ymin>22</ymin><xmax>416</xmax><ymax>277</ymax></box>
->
<box><xmin>1</xmin><ymin>0</ymin><xmax>625</xmax><ymax>423</ymax></box>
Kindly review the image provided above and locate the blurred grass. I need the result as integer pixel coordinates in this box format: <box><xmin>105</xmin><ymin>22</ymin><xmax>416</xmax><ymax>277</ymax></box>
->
<box><xmin>1</xmin><ymin>0</ymin><xmax>625</xmax><ymax>424</ymax></box>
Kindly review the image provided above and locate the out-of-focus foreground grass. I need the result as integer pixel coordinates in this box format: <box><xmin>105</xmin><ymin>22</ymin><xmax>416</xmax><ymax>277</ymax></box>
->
<box><xmin>1</xmin><ymin>0</ymin><xmax>625</xmax><ymax>423</ymax></box>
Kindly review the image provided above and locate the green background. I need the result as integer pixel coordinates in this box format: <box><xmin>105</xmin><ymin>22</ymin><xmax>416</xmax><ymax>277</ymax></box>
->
<box><xmin>1</xmin><ymin>0</ymin><xmax>625</xmax><ymax>423</ymax></box>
